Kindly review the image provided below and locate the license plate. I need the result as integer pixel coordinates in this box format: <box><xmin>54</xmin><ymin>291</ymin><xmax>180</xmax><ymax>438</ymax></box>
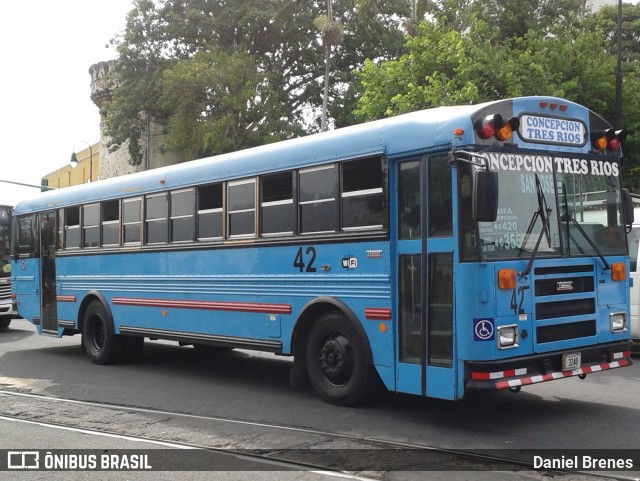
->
<box><xmin>562</xmin><ymin>352</ymin><xmax>581</xmax><ymax>370</ymax></box>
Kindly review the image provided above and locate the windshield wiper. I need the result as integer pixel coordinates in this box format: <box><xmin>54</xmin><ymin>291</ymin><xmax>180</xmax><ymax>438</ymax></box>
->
<box><xmin>560</xmin><ymin>183</ymin><xmax>611</xmax><ymax>270</ymax></box>
<box><xmin>520</xmin><ymin>174</ymin><xmax>552</xmax><ymax>277</ymax></box>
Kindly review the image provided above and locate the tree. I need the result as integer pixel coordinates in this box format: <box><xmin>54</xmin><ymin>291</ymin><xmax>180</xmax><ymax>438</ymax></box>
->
<box><xmin>102</xmin><ymin>0</ymin><xmax>408</xmax><ymax>165</ymax></box>
<box><xmin>353</xmin><ymin>0</ymin><xmax>640</xmax><ymax>189</ymax></box>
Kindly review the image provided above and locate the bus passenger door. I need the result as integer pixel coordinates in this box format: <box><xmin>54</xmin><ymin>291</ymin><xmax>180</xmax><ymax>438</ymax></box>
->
<box><xmin>396</xmin><ymin>156</ymin><xmax>456</xmax><ymax>399</ymax></box>
<box><xmin>39</xmin><ymin>211</ymin><xmax>58</xmax><ymax>333</ymax></box>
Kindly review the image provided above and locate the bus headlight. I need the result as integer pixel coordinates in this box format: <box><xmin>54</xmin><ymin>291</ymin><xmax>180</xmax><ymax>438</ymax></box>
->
<box><xmin>497</xmin><ymin>324</ymin><xmax>518</xmax><ymax>349</ymax></box>
<box><xmin>609</xmin><ymin>312</ymin><xmax>627</xmax><ymax>333</ymax></box>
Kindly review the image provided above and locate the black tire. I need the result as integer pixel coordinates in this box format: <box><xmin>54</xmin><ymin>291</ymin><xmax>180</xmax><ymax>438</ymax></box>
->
<box><xmin>306</xmin><ymin>311</ymin><xmax>372</xmax><ymax>406</ymax></box>
<box><xmin>0</xmin><ymin>317</ymin><xmax>11</xmax><ymax>329</ymax></box>
<box><xmin>81</xmin><ymin>301</ymin><xmax>124</xmax><ymax>365</ymax></box>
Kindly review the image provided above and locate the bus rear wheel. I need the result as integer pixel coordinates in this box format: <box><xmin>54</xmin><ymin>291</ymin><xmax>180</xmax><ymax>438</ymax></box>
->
<box><xmin>82</xmin><ymin>301</ymin><xmax>124</xmax><ymax>365</ymax></box>
<box><xmin>306</xmin><ymin>311</ymin><xmax>371</xmax><ymax>406</ymax></box>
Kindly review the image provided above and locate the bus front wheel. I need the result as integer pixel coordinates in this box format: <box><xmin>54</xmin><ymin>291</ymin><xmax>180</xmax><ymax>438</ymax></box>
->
<box><xmin>82</xmin><ymin>301</ymin><xmax>124</xmax><ymax>365</ymax></box>
<box><xmin>306</xmin><ymin>311</ymin><xmax>371</xmax><ymax>406</ymax></box>
<box><xmin>0</xmin><ymin>317</ymin><xmax>11</xmax><ymax>329</ymax></box>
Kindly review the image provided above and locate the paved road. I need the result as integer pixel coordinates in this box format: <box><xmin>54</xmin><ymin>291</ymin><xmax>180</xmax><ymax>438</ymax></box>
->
<box><xmin>0</xmin><ymin>319</ymin><xmax>638</xmax><ymax>481</ymax></box>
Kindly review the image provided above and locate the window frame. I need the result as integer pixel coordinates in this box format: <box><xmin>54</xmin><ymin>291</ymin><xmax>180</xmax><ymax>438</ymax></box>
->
<box><xmin>122</xmin><ymin>196</ymin><xmax>142</xmax><ymax>245</ymax></box>
<box><xmin>170</xmin><ymin>188</ymin><xmax>196</xmax><ymax>243</ymax></box>
<box><xmin>227</xmin><ymin>178</ymin><xmax>257</xmax><ymax>239</ymax></box>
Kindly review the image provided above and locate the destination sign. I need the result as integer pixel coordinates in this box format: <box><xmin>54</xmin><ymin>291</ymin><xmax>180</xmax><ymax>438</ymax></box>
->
<box><xmin>519</xmin><ymin>114</ymin><xmax>586</xmax><ymax>146</ymax></box>
<box><xmin>479</xmin><ymin>152</ymin><xmax>619</xmax><ymax>177</ymax></box>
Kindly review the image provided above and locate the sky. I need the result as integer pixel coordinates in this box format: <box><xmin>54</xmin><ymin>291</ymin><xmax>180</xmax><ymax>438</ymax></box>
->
<box><xmin>0</xmin><ymin>0</ymin><xmax>135</xmax><ymax>206</ymax></box>
<box><xmin>1</xmin><ymin>0</ymin><xmax>638</xmax><ymax>207</ymax></box>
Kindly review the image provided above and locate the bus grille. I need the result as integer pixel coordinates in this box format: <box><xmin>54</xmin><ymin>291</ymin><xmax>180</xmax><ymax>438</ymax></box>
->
<box><xmin>0</xmin><ymin>283</ymin><xmax>10</xmax><ymax>301</ymax></box>
<box><xmin>537</xmin><ymin>320</ymin><xmax>596</xmax><ymax>343</ymax></box>
<box><xmin>533</xmin><ymin>265</ymin><xmax>596</xmax><ymax>344</ymax></box>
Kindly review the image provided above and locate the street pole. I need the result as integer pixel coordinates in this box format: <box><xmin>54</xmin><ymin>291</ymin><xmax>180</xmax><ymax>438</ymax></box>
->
<box><xmin>614</xmin><ymin>0</ymin><xmax>622</xmax><ymax>129</ymax></box>
<box><xmin>70</xmin><ymin>141</ymin><xmax>94</xmax><ymax>183</ymax></box>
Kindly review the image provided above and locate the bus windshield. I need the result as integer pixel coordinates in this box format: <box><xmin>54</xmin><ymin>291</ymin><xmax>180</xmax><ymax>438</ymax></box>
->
<box><xmin>460</xmin><ymin>153</ymin><xmax>626</xmax><ymax>261</ymax></box>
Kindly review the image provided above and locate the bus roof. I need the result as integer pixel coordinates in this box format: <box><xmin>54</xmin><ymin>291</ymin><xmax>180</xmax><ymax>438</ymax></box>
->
<box><xmin>14</xmin><ymin>96</ymin><xmax>596</xmax><ymax>214</ymax></box>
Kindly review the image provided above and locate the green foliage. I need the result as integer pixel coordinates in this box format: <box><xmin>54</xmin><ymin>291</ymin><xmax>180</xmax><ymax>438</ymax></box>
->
<box><xmin>354</xmin><ymin>0</ymin><xmax>640</xmax><ymax>189</ymax></box>
<box><xmin>103</xmin><ymin>0</ymin><xmax>407</xmax><ymax>164</ymax></box>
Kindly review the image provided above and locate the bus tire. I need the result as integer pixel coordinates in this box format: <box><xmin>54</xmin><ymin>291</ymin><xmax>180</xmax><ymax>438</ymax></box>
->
<box><xmin>306</xmin><ymin>311</ymin><xmax>371</xmax><ymax>406</ymax></box>
<box><xmin>82</xmin><ymin>301</ymin><xmax>124</xmax><ymax>365</ymax></box>
<box><xmin>0</xmin><ymin>317</ymin><xmax>11</xmax><ymax>329</ymax></box>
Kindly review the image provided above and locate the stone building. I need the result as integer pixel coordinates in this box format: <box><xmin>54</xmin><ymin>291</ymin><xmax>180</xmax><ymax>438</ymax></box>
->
<box><xmin>89</xmin><ymin>60</ymin><xmax>184</xmax><ymax>180</ymax></box>
<box><xmin>44</xmin><ymin>60</ymin><xmax>185</xmax><ymax>188</ymax></box>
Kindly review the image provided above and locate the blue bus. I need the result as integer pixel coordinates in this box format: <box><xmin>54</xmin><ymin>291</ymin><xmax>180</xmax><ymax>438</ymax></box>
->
<box><xmin>10</xmin><ymin>97</ymin><xmax>633</xmax><ymax>404</ymax></box>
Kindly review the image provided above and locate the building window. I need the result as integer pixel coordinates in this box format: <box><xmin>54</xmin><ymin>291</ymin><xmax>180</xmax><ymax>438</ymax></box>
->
<box><xmin>197</xmin><ymin>183</ymin><xmax>223</xmax><ymax>240</ymax></box>
<box><xmin>82</xmin><ymin>203</ymin><xmax>100</xmax><ymax>247</ymax></box>
<box><xmin>261</xmin><ymin>172</ymin><xmax>293</xmax><ymax>236</ymax></box>
<box><xmin>102</xmin><ymin>200</ymin><xmax>120</xmax><ymax>247</ymax></box>
<box><xmin>299</xmin><ymin>164</ymin><xmax>337</xmax><ymax>234</ymax></box>
<box><xmin>341</xmin><ymin>157</ymin><xmax>384</xmax><ymax>231</ymax></box>
<box><xmin>145</xmin><ymin>192</ymin><xmax>169</xmax><ymax>244</ymax></box>
<box><xmin>64</xmin><ymin>206</ymin><xmax>80</xmax><ymax>249</ymax></box>
<box><xmin>122</xmin><ymin>197</ymin><xmax>142</xmax><ymax>244</ymax></box>
<box><xmin>171</xmin><ymin>188</ymin><xmax>195</xmax><ymax>242</ymax></box>
<box><xmin>227</xmin><ymin>179</ymin><xmax>256</xmax><ymax>238</ymax></box>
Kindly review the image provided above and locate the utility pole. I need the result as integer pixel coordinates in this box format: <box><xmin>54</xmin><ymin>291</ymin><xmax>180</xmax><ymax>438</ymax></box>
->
<box><xmin>320</xmin><ymin>0</ymin><xmax>333</xmax><ymax>132</ymax></box>
<box><xmin>614</xmin><ymin>0</ymin><xmax>623</xmax><ymax>129</ymax></box>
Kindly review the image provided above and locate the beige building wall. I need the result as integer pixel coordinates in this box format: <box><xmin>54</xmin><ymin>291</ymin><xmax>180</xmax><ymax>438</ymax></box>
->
<box><xmin>44</xmin><ymin>143</ymin><xmax>99</xmax><ymax>189</ymax></box>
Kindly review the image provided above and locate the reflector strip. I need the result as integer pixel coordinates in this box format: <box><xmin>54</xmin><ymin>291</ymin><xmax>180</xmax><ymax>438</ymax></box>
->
<box><xmin>611</xmin><ymin>351</ymin><xmax>630</xmax><ymax>360</ymax></box>
<box><xmin>471</xmin><ymin>367</ymin><xmax>528</xmax><ymax>380</ymax></box>
<box><xmin>57</xmin><ymin>295</ymin><xmax>77</xmax><ymax>303</ymax></box>
<box><xmin>112</xmin><ymin>297</ymin><xmax>291</xmax><ymax>314</ymax></box>
<box><xmin>492</xmin><ymin>359</ymin><xmax>630</xmax><ymax>390</ymax></box>
<box><xmin>364</xmin><ymin>308</ymin><xmax>392</xmax><ymax>321</ymax></box>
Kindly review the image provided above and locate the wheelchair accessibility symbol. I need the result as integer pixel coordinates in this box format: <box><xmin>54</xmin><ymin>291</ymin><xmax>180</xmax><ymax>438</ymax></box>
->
<box><xmin>473</xmin><ymin>318</ymin><xmax>495</xmax><ymax>341</ymax></box>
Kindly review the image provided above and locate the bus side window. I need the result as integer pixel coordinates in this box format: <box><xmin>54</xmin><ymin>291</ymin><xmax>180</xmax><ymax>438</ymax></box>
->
<box><xmin>261</xmin><ymin>172</ymin><xmax>294</xmax><ymax>236</ymax></box>
<box><xmin>227</xmin><ymin>179</ymin><xmax>256</xmax><ymax>238</ymax></box>
<box><xmin>122</xmin><ymin>197</ymin><xmax>142</xmax><ymax>244</ymax></box>
<box><xmin>398</xmin><ymin>161</ymin><xmax>421</xmax><ymax>240</ymax></box>
<box><xmin>197</xmin><ymin>183</ymin><xmax>223</xmax><ymax>240</ymax></box>
<box><xmin>15</xmin><ymin>215</ymin><xmax>36</xmax><ymax>257</ymax></box>
<box><xmin>428</xmin><ymin>156</ymin><xmax>452</xmax><ymax>237</ymax></box>
<box><xmin>82</xmin><ymin>203</ymin><xmax>100</xmax><ymax>248</ymax></box>
<box><xmin>64</xmin><ymin>206</ymin><xmax>80</xmax><ymax>249</ymax></box>
<box><xmin>102</xmin><ymin>200</ymin><xmax>120</xmax><ymax>247</ymax></box>
<box><xmin>341</xmin><ymin>157</ymin><xmax>384</xmax><ymax>231</ymax></box>
<box><xmin>171</xmin><ymin>188</ymin><xmax>195</xmax><ymax>243</ymax></box>
<box><xmin>299</xmin><ymin>164</ymin><xmax>337</xmax><ymax>234</ymax></box>
<box><xmin>145</xmin><ymin>193</ymin><xmax>169</xmax><ymax>244</ymax></box>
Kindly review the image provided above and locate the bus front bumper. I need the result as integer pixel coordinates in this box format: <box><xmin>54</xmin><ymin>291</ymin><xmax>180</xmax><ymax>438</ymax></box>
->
<box><xmin>465</xmin><ymin>341</ymin><xmax>633</xmax><ymax>391</ymax></box>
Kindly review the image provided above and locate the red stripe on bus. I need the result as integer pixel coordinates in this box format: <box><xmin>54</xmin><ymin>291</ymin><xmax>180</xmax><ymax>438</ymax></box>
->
<box><xmin>364</xmin><ymin>308</ymin><xmax>392</xmax><ymax>320</ymax></box>
<box><xmin>111</xmin><ymin>297</ymin><xmax>291</xmax><ymax>315</ymax></box>
<box><xmin>57</xmin><ymin>295</ymin><xmax>77</xmax><ymax>303</ymax></box>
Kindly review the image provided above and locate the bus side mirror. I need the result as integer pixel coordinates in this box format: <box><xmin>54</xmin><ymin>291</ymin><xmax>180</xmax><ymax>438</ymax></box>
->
<box><xmin>622</xmin><ymin>188</ymin><xmax>634</xmax><ymax>227</ymax></box>
<box><xmin>473</xmin><ymin>170</ymin><xmax>498</xmax><ymax>222</ymax></box>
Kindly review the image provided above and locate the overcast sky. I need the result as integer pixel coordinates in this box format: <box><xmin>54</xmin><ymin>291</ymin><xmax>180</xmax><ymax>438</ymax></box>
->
<box><xmin>0</xmin><ymin>0</ymin><xmax>134</xmax><ymax>205</ymax></box>
<box><xmin>0</xmin><ymin>1</ymin><xmax>638</xmax><ymax>207</ymax></box>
